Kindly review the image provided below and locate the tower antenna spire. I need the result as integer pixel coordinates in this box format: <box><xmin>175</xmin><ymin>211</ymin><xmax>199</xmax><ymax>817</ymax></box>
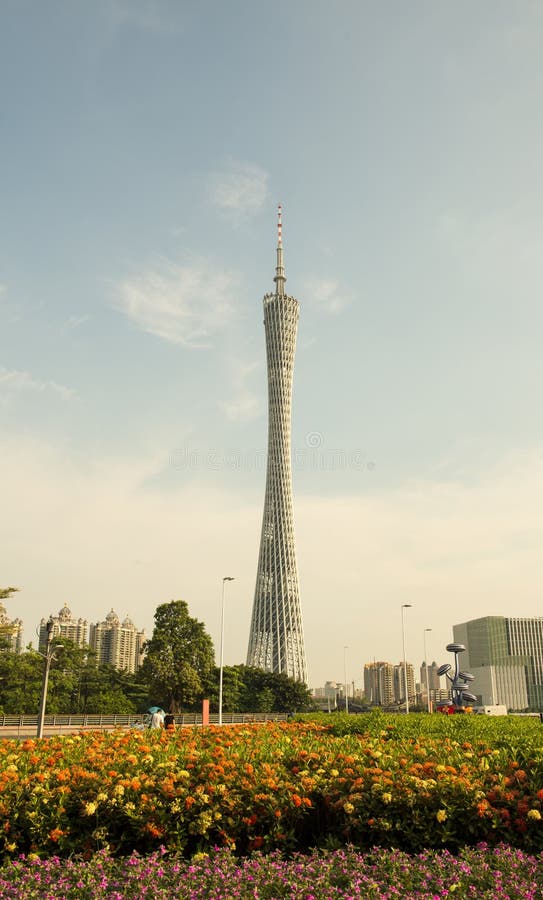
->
<box><xmin>274</xmin><ymin>203</ymin><xmax>286</xmax><ymax>296</ymax></box>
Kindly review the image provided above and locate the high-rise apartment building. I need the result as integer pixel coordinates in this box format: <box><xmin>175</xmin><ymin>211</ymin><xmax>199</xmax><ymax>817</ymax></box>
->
<box><xmin>420</xmin><ymin>661</ymin><xmax>441</xmax><ymax>692</ymax></box>
<box><xmin>453</xmin><ymin>616</ymin><xmax>543</xmax><ymax>710</ymax></box>
<box><xmin>247</xmin><ymin>207</ymin><xmax>307</xmax><ymax>682</ymax></box>
<box><xmin>394</xmin><ymin>662</ymin><xmax>416</xmax><ymax>706</ymax></box>
<box><xmin>89</xmin><ymin>609</ymin><xmax>145</xmax><ymax>674</ymax></box>
<box><xmin>364</xmin><ymin>662</ymin><xmax>395</xmax><ymax>707</ymax></box>
<box><xmin>39</xmin><ymin>605</ymin><xmax>88</xmax><ymax>653</ymax></box>
<box><xmin>0</xmin><ymin>602</ymin><xmax>23</xmax><ymax>653</ymax></box>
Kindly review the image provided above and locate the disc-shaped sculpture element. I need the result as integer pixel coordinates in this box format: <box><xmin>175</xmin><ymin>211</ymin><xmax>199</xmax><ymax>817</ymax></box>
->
<box><xmin>437</xmin><ymin>663</ymin><xmax>451</xmax><ymax>676</ymax></box>
<box><xmin>446</xmin><ymin>643</ymin><xmax>466</xmax><ymax>653</ymax></box>
<box><xmin>459</xmin><ymin>671</ymin><xmax>475</xmax><ymax>681</ymax></box>
<box><xmin>462</xmin><ymin>691</ymin><xmax>478</xmax><ymax>703</ymax></box>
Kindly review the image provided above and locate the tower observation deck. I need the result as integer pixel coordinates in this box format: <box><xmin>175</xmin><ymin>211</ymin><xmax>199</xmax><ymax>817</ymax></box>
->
<box><xmin>246</xmin><ymin>206</ymin><xmax>308</xmax><ymax>683</ymax></box>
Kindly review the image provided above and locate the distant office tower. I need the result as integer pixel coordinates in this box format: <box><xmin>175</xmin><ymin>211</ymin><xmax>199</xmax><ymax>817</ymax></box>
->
<box><xmin>89</xmin><ymin>609</ymin><xmax>145</xmax><ymax>674</ymax></box>
<box><xmin>420</xmin><ymin>661</ymin><xmax>441</xmax><ymax>692</ymax></box>
<box><xmin>0</xmin><ymin>602</ymin><xmax>23</xmax><ymax>653</ymax></box>
<box><xmin>453</xmin><ymin>616</ymin><xmax>543</xmax><ymax>710</ymax></box>
<box><xmin>364</xmin><ymin>662</ymin><xmax>395</xmax><ymax>706</ymax></box>
<box><xmin>39</xmin><ymin>604</ymin><xmax>88</xmax><ymax>653</ymax></box>
<box><xmin>247</xmin><ymin>206</ymin><xmax>307</xmax><ymax>682</ymax></box>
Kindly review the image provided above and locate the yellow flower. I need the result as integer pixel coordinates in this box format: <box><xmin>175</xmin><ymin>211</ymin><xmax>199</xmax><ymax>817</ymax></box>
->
<box><xmin>343</xmin><ymin>802</ymin><xmax>354</xmax><ymax>814</ymax></box>
<box><xmin>330</xmin><ymin>769</ymin><xmax>339</xmax><ymax>777</ymax></box>
<box><xmin>382</xmin><ymin>793</ymin><xmax>392</xmax><ymax>804</ymax></box>
<box><xmin>83</xmin><ymin>801</ymin><xmax>97</xmax><ymax>816</ymax></box>
<box><xmin>528</xmin><ymin>809</ymin><xmax>542</xmax><ymax>821</ymax></box>
<box><xmin>436</xmin><ymin>809</ymin><xmax>447</xmax><ymax>823</ymax></box>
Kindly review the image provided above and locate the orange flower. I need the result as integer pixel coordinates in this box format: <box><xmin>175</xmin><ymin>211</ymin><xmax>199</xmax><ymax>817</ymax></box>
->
<box><xmin>48</xmin><ymin>828</ymin><xmax>65</xmax><ymax>842</ymax></box>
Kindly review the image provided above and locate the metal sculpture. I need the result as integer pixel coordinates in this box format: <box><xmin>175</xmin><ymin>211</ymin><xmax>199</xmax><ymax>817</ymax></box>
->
<box><xmin>437</xmin><ymin>642</ymin><xmax>477</xmax><ymax>711</ymax></box>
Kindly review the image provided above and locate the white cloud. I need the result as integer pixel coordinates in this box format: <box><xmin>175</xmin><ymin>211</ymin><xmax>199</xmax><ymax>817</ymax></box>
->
<box><xmin>220</xmin><ymin>358</ymin><xmax>261</xmax><ymax>422</ymax></box>
<box><xmin>207</xmin><ymin>161</ymin><xmax>269</xmax><ymax>220</ymax></box>
<box><xmin>0</xmin><ymin>368</ymin><xmax>76</xmax><ymax>401</ymax></box>
<box><xmin>114</xmin><ymin>258</ymin><xmax>238</xmax><ymax>348</ymax></box>
<box><xmin>305</xmin><ymin>278</ymin><xmax>350</xmax><ymax>314</ymax></box>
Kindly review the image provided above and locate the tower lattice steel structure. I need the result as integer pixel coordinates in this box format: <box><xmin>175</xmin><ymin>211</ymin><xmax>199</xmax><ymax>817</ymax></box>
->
<box><xmin>247</xmin><ymin>206</ymin><xmax>308</xmax><ymax>683</ymax></box>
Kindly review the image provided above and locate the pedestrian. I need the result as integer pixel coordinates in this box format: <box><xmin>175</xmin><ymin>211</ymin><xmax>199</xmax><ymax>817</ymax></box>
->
<box><xmin>164</xmin><ymin>712</ymin><xmax>175</xmax><ymax>730</ymax></box>
<box><xmin>150</xmin><ymin>709</ymin><xmax>165</xmax><ymax>729</ymax></box>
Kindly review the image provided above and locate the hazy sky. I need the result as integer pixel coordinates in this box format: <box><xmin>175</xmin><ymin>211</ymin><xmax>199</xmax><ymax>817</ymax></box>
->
<box><xmin>2</xmin><ymin>0</ymin><xmax>543</xmax><ymax>689</ymax></box>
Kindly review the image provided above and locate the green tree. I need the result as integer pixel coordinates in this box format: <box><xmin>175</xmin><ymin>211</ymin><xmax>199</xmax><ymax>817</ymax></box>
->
<box><xmin>0</xmin><ymin>587</ymin><xmax>20</xmax><ymax>651</ymax></box>
<box><xmin>142</xmin><ymin>601</ymin><xmax>215</xmax><ymax>713</ymax></box>
<box><xmin>206</xmin><ymin>665</ymin><xmax>244</xmax><ymax>713</ymax></box>
<box><xmin>0</xmin><ymin>648</ymin><xmax>42</xmax><ymax>714</ymax></box>
<box><xmin>212</xmin><ymin>666</ymin><xmax>315</xmax><ymax>714</ymax></box>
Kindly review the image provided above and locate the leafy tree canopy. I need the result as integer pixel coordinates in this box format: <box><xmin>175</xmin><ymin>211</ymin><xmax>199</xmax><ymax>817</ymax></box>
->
<box><xmin>142</xmin><ymin>600</ymin><xmax>215</xmax><ymax>713</ymax></box>
<box><xmin>207</xmin><ymin>665</ymin><xmax>314</xmax><ymax>714</ymax></box>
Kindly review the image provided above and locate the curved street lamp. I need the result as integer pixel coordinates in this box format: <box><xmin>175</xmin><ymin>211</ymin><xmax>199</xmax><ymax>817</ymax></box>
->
<box><xmin>37</xmin><ymin>617</ymin><xmax>63</xmax><ymax>739</ymax></box>
<box><xmin>423</xmin><ymin>627</ymin><xmax>432</xmax><ymax>713</ymax></box>
<box><xmin>344</xmin><ymin>646</ymin><xmax>349</xmax><ymax>714</ymax></box>
<box><xmin>401</xmin><ymin>604</ymin><xmax>412</xmax><ymax>713</ymax></box>
<box><xmin>219</xmin><ymin>577</ymin><xmax>235</xmax><ymax>726</ymax></box>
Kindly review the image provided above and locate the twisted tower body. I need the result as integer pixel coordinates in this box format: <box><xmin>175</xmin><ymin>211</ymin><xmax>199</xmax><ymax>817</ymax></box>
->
<box><xmin>247</xmin><ymin>207</ymin><xmax>308</xmax><ymax>683</ymax></box>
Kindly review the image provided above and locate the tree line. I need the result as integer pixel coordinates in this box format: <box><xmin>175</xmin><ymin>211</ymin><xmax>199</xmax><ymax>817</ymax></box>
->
<box><xmin>0</xmin><ymin>598</ymin><xmax>314</xmax><ymax>715</ymax></box>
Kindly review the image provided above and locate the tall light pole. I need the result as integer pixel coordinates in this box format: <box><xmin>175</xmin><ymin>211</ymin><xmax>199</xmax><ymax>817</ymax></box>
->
<box><xmin>219</xmin><ymin>577</ymin><xmax>235</xmax><ymax>726</ymax></box>
<box><xmin>37</xmin><ymin>617</ymin><xmax>63</xmax><ymax>739</ymax></box>
<box><xmin>344</xmin><ymin>645</ymin><xmax>349</xmax><ymax>714</ymax></box>
<box><xmin>401</xmin><ymin>604</ymin><xmax>412</xmax><ymax>714</ymax></box>
<box><xmin>423</xmin><ymin>627</ymin><xmax>432</xmax><ymax>713</ymax></box>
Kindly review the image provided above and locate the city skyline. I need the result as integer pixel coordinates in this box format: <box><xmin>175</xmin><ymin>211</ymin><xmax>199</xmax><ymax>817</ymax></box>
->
<box><xmin>3</xmin><ymin>3</ymin><xmax>543</xmax><ymax>687</ymax></box>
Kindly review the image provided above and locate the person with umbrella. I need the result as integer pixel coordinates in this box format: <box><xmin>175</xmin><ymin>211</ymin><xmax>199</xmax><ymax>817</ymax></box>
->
<box><xmin>148</xmin><ymin>706</ymin><xmax>165</xmax><ymax>729</ymax></box>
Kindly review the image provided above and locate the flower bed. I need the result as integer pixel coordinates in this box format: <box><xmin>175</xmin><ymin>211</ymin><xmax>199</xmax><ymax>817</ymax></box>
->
<box><xmin>2</xmin><ymin>717</ymin><xmax>543</xmax><ymax>858</ymax></box>
<box><xmin>1</xmin><ymin>844</ymin><xmax>542</xmax><ymax>899</ymax></box>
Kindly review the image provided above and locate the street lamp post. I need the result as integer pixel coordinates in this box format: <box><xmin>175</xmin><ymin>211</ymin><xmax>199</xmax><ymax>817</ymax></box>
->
<box><xmin>219</xmin><ymin>577</ymin><xmax>235</xmax><ymax>726</ymax></box>
<box><xmin>401</xmin><ymin>604</ymin><xmax>412</xmax><ymax>714</ymax></box>
<box><xmin>344</xmin><ymin>645</ymin><xmax>349</xmax><ymax>714</ymax></box>
<box><xmin>37</xmin><ymin>617</ymin><xmax>63</xmax><ymax>739</ymax></box>
<box><xmin>423</xmin><ymin>627</ymin><xmax>432</xmax><ymax>713</ymax></box>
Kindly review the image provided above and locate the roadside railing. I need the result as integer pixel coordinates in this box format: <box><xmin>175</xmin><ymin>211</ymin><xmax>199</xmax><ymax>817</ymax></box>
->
<box><xmin>0</xmin><ymin>712</ymin><xmax>289</xmax><ymax>736</ymax></box>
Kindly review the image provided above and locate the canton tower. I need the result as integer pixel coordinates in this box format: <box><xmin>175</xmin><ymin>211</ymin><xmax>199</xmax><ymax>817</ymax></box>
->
<box><xmin>247</xmin><ymin>205</ymin><xmax>308</xmax><ymax>683</ymax></box>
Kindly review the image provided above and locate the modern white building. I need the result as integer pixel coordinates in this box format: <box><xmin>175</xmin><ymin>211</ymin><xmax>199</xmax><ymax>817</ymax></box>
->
<box><xmin>247</xmin><ymin>206</ymin><xmax>307</xmax><ymax>683</ymax></box>
<box><xmin>39</xmin><ymin>605</ymin><xmax>88</xmax><ymax>653</ymax></box>
<box><xmin>89</xmin><ymin>609</ymin><xmax>145</xmax><ymax>674</ymax></box>
<box><xmin>452</xmin><ymin>616</ymin><xmax>543</xmax><ymax>710</ymax></box>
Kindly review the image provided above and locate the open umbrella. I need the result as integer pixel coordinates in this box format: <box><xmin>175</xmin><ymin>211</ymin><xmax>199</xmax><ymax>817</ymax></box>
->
<box><xmin>148</xmin><ymin>706</ymin><xmax>164</xmax><ymax>714</ymax></box>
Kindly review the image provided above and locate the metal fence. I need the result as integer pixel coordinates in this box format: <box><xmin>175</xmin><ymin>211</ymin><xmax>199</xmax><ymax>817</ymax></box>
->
<box><xmin>0</xmin><ymin>712</ymin><xmax>288</xmax><ymax>736</ymax></box>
